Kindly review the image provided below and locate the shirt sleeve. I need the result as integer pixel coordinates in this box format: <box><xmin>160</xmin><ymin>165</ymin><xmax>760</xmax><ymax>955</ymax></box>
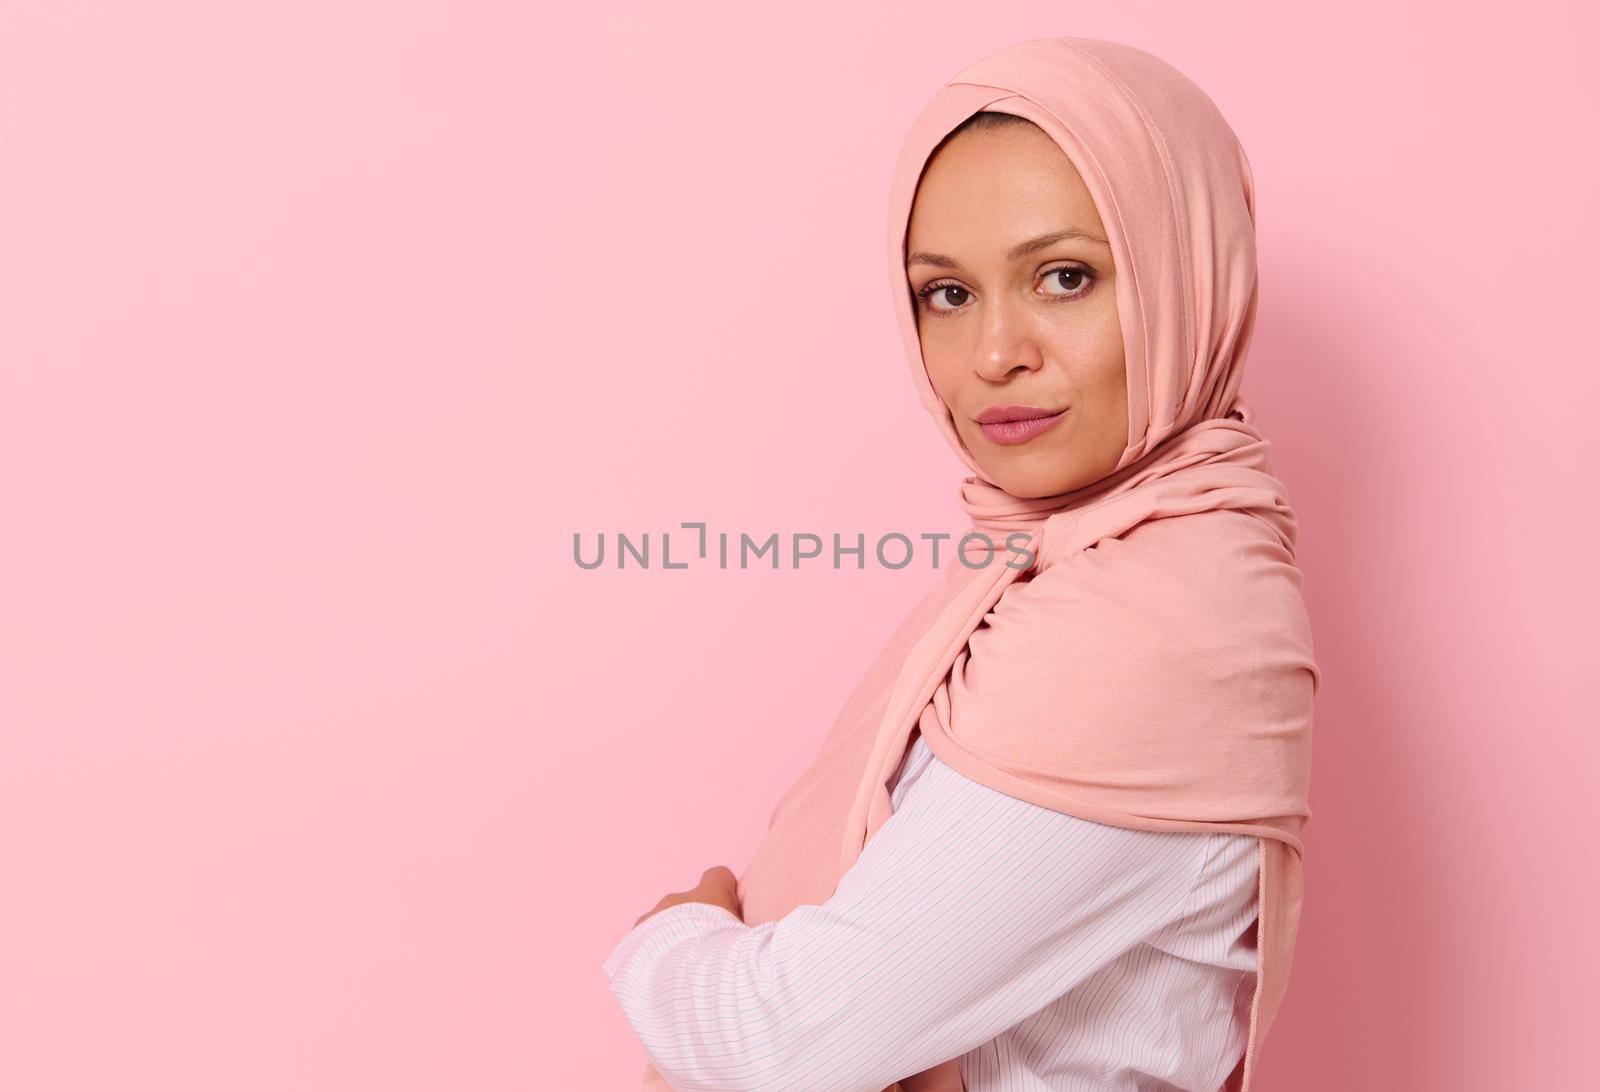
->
<box><xmin>600</xmin><ymin>752</ymin><xmax>1226</xmax><ymax>1092</ymax></box>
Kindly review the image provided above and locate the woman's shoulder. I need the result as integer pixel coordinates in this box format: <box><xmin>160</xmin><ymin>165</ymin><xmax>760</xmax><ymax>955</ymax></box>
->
<box><xmin>1072</xmin><ymin>507</ymin><xmax>1299</xmax><ymax>583</ymax></box>
<box><xmin>915</xmin><ymin>739</ymin><xmax>1263</xmax><ymax>863</ymax></box>
<box><xmin>1017</xmin><ymin>507</ymin><xmax>1312</xmax><ymax>646</ymax></box>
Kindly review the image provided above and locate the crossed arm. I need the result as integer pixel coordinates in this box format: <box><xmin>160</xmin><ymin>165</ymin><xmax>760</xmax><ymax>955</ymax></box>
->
<box><xmin>601</xmin><ymin>752</ymin><xmax>1223</xmax><ymax>1092</ymax></box>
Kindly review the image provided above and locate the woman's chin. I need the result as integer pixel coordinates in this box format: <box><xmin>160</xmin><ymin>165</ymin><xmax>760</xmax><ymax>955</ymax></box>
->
<box><xmin>976</xmin><ymin>449</ymin><xmax>1098</xmax><ymax>499</ymax></box>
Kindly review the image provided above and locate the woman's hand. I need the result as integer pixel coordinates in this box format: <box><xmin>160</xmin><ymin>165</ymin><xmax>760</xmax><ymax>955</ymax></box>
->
<box><xmin>632</xmin><ymin>865</ymin><xmax>742</xmax><ymax>928</ymax></box>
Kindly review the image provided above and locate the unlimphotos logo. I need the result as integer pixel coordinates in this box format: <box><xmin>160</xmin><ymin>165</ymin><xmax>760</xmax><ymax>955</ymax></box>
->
<box><xmin>573</xmin><ymin>522</ymin><xmax>1036</xmax><ymax>571</ymax></box>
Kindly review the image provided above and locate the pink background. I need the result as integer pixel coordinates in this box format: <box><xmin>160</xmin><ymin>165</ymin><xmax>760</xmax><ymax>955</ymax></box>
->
<box><xmin>4</xmin><ymin>2</ymin><xmax>1596</xmax><ymax>1089</ymax></box>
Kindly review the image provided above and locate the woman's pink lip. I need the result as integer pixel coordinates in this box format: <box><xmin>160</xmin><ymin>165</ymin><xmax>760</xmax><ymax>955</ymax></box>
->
<box><xmin>977</xmin><ymin>409</ymin><xmax>1067</xmax><ymax>445</ymax></box>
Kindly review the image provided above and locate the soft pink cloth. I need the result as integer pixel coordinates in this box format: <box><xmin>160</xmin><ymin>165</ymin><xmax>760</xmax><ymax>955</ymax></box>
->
<box><xmin>643</xmin><ymin>35</ymin><xmax>1318</xmax><ymax>1092</ymax></box>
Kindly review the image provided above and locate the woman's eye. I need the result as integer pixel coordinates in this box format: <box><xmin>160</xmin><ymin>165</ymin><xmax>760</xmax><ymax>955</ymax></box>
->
<box><xmin>1041</xmin><ymin>266</ymin><xmax>1093</xmax><ymax>298</ymax></box>
<box><xmin>919</xmin><ymin>283</ymin><xmax>971</xmax><ymax>313</ymax></box>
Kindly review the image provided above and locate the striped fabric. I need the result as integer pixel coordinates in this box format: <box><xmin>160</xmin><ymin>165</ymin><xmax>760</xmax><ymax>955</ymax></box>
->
<box><xmin>603</xmin><ymin>730</ymin><xmax>1260</xmax><ymax>1091</ymax></box>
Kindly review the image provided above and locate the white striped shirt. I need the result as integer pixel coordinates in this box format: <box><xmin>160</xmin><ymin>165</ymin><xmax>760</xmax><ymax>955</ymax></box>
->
<box><xmin>602</xmin><ymin>730</ymin><xmax>1260</xmax><ymax>1091</ymax></box>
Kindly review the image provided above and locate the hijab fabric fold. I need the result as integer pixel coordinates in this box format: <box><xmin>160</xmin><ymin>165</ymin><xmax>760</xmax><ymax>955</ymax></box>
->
<box><xmin>640</xmin><ymin>36</ymin><xmax>1319</xmax><ymax>1092</ymax></box>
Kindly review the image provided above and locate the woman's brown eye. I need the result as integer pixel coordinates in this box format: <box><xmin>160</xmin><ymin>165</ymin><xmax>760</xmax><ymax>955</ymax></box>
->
<box><xmin>923</xmin><ymin>285</ymin><xmax>970</xmax><ymax>312</ymax></box>
<box><xmin>1042</xmin><ymin>267</ymin><xmax>1092</xmax><ymax>298</ymax></box>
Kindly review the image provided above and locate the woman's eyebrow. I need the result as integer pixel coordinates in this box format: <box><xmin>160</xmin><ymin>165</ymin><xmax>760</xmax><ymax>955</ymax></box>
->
<box><xmin>907</xmin><ymin>227</ymin><xmax>1110</xmax><ymax>270</ymax></box>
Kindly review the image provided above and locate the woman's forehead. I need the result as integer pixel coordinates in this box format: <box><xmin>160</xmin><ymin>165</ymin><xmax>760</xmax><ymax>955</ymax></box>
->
<box><xmin>906</xmin><ymin>130</ymin><xmax>1109</xmax><ymax>261</ymax></box>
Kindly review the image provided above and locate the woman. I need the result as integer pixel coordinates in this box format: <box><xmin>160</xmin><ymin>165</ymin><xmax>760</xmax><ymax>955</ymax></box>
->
<box><xmin>602</xmin><ymin>36</ymin><xmax>1318</xmax><ymax>1092</ymax></box>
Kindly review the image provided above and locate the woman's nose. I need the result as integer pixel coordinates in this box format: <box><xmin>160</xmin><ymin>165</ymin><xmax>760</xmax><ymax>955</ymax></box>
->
<box><xmin>971</xmin><ymin>301</ymin><xmax>1043</xmax><ymax>382</ymax></box>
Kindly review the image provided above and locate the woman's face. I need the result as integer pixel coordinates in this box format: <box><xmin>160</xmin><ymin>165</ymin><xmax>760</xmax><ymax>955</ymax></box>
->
<box><xmin>905</xmin><ymin>121</ymin><xmax>1128</xmax><ymax>499</ymax></box>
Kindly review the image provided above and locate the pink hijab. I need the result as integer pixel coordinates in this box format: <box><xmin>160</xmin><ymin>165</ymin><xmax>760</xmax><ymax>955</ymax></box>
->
<box><xmin>643</xmin><ymin>35</ymin><xmax>1319</xmax><ymax>1092</ymax></box>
